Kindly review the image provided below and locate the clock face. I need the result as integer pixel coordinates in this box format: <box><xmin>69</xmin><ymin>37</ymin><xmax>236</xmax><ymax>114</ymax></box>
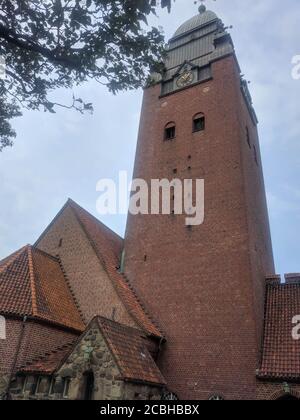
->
<box><xmin>176</xmin><ymin>71</ymin><xmax>194</xmax><ymax>88</ymax></box>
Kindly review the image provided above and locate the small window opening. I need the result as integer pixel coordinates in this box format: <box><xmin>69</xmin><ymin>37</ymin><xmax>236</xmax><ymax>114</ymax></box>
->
<box><xmin>254</xmin><ymin>145</ymin><xmax>259</xmax><ymax>166</ymax></box>
<box><xmin>246</xmin><ymin>127</ymin><xmax>251</xmax><ymax>148</ymax></box>
<box><xmin>49</xmin><ymin>377</ymin><xmax>56</xmax><ymax>395</ymax></box>
<box><xmin>144</xmin><ymin>255</ymin><xmax>147</xmax><ymax>262</ymax></box>
<box><xmin>111</xmin><ymin>307</ymin><xmax>116</xmax><ymax>321</ymax></box>
<box><xmin>58</xmin><ymin>238</ymin><xmax>63</xmax><ymax>248</ymax></box>
<box><xmin>83</xmin><ymin>371</ymin><xmax>94</xmax><ymax>401</ymax></box>
<box><xmin>63</xmin><ymin>377</ymin><xmax>71</xmax><ymax>398</ymax></box>
<box><xmin>188</xmin><ymin>166</ymin><xmax>192</xmax><ymax>171</ymax></box>
<box><xmin>188</xmin><ymin>155</ymin><xmax>192</xmax><ymax>160</ymax></box>
<box><xmin>193</xmin><ymin>114</ymin><xmax>205</xmax><ymax>132</ymax></box>
<box><xmin>173</xmin><ymin>168</ymin><xmax>178</xmax><ymax>175</ymax></box>
<box><xmin>164</xmin><ymin>123</ymin><xmax>176</xmax><ymax>141</ymax></box>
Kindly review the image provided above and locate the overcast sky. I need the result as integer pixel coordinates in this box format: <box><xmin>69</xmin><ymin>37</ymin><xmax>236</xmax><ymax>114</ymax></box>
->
<box><xmin>0</xmin><ymin>0</ymin><xmax>299</xmax><ymax>276</ymax></box>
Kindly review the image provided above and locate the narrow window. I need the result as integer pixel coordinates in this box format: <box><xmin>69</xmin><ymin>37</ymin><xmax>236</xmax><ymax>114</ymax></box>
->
<box><xmin>83</xmin><ymin>371</ymin><xmax>94</xmax><ymax>401</ymax></box>
<box><xmin>22</xmin><ymin>376</ymin><xmax>28</xmax><ymax>394</ymax></box>
<box><xmin>63</xmin><ymin>378</ymin><xmax>71</xmax><ymax>398</ymax></box>
<box><xmin>29</xmin><ymin>376</ymin><xmax>38</xmax><ymax>395</ymax></box>
<box><xmin>111</xmin><ymin>307</ymin><xmax>116</xmax><ymax>321</ymax></box>
<box><xmin>36</xmin><ymin>376</ymin><xmax>50</xmax><ymax>395</ymax></box>
<box><xmin>164</xmin><ymin>122</ymin><xmax>176</xmax><ymax>141</ymax></box>
<box><xmin>246</xmin><ymin>127</ymin><xmax>251</xmax><ymax>148</ymax></box>
<box><xmin>193</xmin><ymin>113</ymin><xmax>205</xmax><ymax>132</ymax></box>
<box><xmin>58</xmin><ymin>238</ymin><xmax>63</xmax><ymax>248</ymax></box>
<box><xmin>253</xmin><ymin>146</ymin><xmax>259</xmax><ymax>166</ymax></box>
<box><xmin>49</xmin><ymin>377</ymin><xmax>56</xmax><ymax>396</ymax></box>
<box><xmin>35</xmin><ymin>376</ymin><xmax>42</xmax><ymax>394</ymax></box>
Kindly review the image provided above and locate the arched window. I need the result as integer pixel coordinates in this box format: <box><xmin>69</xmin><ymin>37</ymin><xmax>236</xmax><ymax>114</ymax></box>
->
<box><xmin>193</xmin><ymin>113</ymin><xmax>205</xmax><ymax>132</ymax></box>
<box><xmin>164</xmin><ymin>122</ymin><xmax>176</xmax><ymax>141</ymax></box>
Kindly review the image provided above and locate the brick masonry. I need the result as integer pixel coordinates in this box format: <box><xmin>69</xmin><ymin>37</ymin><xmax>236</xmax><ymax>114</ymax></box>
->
<box><xmin>124</xmin><ymin>55</ymin><xmax>275</xmax><ymax>400</ymax></box>
<box><xmin>0</xmin><ymin>317</ymin><xmax>77</xmax><ymax>398</ymax></box>
<box><xmin>36</xmin><ymin>204</ymin><xmax>137</xmax><ymax>329</ymax></box>
<box><xmin>257</xmin><ymin>381</ymin><xmax>300</xmax><ymax>400</ymax></box>
<box><xmin>13</xmin><ymin>319</ymin><xmax>161</xmax><ymax>400</ymax></box>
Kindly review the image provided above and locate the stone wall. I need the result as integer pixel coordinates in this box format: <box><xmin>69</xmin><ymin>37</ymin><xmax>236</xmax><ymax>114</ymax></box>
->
<box><xmin>0</xmin><ymin>375</ymin><xmax>8</xmax><ymax>399</ymax></box>
<box><xmin>14</xmin><ymin>319</ymin><xmax>162</xmax><ymax>400</ymax></box>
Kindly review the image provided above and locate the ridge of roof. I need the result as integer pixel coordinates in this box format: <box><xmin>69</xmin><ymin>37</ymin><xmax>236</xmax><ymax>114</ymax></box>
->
<box><xmin>68</xmin><ymin>200</ymin><xmax>163</xmax><ymax>338</ymax></box>
<box><xmin>27</xmin><ymin>245</ymin><xmax>38</xmax><ymax>316</ymax></box>
<box><xmin>0</xmin><ymin>245</ymin><xmax>29</xmax><ymax>274</ymax></box>
<box><xmin>67</xmin><ymin>198</ymin><xmax>123</xmax><ymax>243</ymax></box>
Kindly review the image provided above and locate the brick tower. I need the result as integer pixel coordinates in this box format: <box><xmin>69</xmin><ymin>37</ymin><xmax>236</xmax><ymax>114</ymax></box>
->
<box><xmin>124</xmin><ymin>6</ymin><xmax>275</xmax><ymax>400</ymax></box>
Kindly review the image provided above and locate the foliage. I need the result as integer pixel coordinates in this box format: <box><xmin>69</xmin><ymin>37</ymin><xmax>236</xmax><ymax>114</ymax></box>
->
<box><xmin>0</xmin><ymin>0</ymin><xmax>173</xmax><ymax>150</ymax></box>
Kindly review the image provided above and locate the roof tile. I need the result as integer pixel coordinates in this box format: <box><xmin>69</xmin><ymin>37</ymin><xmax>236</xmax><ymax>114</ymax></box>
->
<box><xmin>98</xmin><ymin>317</ymin><xmax>166</xmax><ymax>386</ymax></box>
<box><xmin>0</xmin><ymin>245</ymin><xmax>85</xmax><ymax>332</ymax></box>
<box><xmin>258</xmin><ymin>279</ymin><xmax>300</xmax><ymax>380</ymax></box>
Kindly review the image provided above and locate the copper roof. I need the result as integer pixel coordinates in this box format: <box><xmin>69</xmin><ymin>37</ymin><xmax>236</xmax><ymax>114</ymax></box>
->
<box><xmin>258</xmin><ymin>276</ymin><xmax>300</xmax><ymax>380</ymax></box>
<box><xmin>0</xmin><ymin>245</ymin><xmax>85</xmax><ymax>332</ymax></box>
<box><xmin>68</xmin><ymin>199</ymin><xmax>163</xmax><ymax>338</ymax></box>
<box><xmin>173</xmin><ymin>9</ymin><xmax>218</xmax><ymax>38</ymax></box>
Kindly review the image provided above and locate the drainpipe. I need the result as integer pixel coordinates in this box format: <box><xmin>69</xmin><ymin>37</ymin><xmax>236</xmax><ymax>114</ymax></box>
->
<box><xmin>4</xmin><ymin>316</ymin><xmax>27</xmax><ymax>400</ymax></box>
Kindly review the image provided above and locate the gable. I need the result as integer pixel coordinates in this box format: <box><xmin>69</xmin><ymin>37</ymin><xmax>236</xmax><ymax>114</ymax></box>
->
<box><xmin>35</xmin><ymin>200</ymin><xmax>162</xmax><ymax>338</ymax></box>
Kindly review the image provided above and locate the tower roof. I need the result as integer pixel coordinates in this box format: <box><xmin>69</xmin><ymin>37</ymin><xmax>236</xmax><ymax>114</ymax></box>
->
<box><xmin>173</xmin><ymin>7</ymin><xmax>219</xmax><ymax>38</ymax></box>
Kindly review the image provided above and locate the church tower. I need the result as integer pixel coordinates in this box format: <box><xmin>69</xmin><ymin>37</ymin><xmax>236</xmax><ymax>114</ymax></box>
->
<box><xmin>124</xmin><ymin>5</ymin><xmax>275</xmax><ymax>400</ymax></box>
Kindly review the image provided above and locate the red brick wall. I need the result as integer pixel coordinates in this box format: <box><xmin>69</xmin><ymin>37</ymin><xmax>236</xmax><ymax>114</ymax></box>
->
<box><xmin>124</xmin><ymin>55</ymin><xmax>275</xmax><ymax>400</ymax></box>
<box><xmin>0</xmin><ymin>317</ymin><xmax>77</xmax><ymax>378</ymax></box>
<box><xmin>36</xmin><ymin>205</ymin><xmax>137</xmax><ymax>328</ymax></box>
<box><xmin>257</xmin><ymin>381</ymin><xmax>300</xmax><ymax>400</ymax></box>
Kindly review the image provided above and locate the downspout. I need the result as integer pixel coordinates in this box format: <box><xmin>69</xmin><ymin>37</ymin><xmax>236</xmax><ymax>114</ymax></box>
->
<box><xmin>4</xmin><ymin>316</ymin><xmax>27</xmax><ymax>400</ymax></box>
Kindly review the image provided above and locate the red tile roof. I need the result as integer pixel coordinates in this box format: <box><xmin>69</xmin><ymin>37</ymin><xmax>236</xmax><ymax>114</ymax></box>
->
<box><xmin>19</xmin><ymin>317</ymin><xmax>165</xmax><ymax>386</ymax></box>
<box><xmin>258</xmin><ymin>277</ymin><xmax>300</xmax><ymax>380</ymax></box>
<box><xmin>0</xmin><ymin>246</ymin><xmax>85</xmax><ymax>332</ymax></box>
<box><xmin>19</xmin><ymin>341</ymin><xmax>76</xmax><ymax>375</ymax></box>
<box><xmin>97</xmin><ymin>317</ymin><xmax>166</xmax><ymax>386</ymax></box>
<box><xmin>68</xmin><ymin>199</ymin><xmax>163</xmax><ymax>338</ymax></box>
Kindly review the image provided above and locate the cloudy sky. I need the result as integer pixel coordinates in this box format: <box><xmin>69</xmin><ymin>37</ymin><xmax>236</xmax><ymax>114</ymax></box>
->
<box><xmin>0</xmin><ymin>0</ymin><xmax>299</xmax><ymax>276</ymax></box>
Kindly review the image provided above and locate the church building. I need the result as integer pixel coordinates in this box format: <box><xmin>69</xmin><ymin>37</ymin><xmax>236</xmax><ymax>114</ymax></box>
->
<box><xmin>0</xmin><ymin>6</ymin><xmax>300</xmax><ymax>400</ymax></box>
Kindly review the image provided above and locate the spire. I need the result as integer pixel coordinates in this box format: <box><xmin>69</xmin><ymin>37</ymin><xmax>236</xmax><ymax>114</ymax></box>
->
<box><xmin>194</xmin><ymin>0</ymin><xmax>216</xmax><ymax>14</ymax></box>
<box><xmin>198</xmin><ymin>2</ymin><xmax>206</xmax><ymax>14</ymax></box>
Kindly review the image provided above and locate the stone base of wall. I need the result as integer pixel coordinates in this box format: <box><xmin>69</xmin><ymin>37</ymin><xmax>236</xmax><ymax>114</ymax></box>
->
<box><xmin>11</xmin><ymin>320</ymin><xmax>163</xmax><ymax>401</ymax></box>
<box><xmin>0</xmin><ymin>375</ymin><xmax>8</xmax><ymax>400</ymax></box>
